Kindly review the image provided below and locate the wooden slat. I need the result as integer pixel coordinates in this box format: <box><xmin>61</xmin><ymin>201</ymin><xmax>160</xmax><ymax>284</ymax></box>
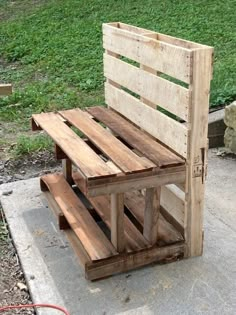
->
<box><xmin>124</xmin><ymin>191</ymin><xmax>183</xmax><ymax>245</ymax></box>
<box><xmin>104</xmin><ymin>54</ymin><xmax>190</xmax><ymax>121</ymax></box>
<box><xmin>87</xmin><ymin>166</ymin><xmax>186</xmax><ymax>197</ymax></box>
<box><xmin>143</xmin><ymin>187</ymin><xmax>161</xmax><ymax>245</ymax></box>
<box><xmin>32</xmin><ymin>112</ymin><xmax>115</xmax><ymax>179</ymax></box>
<box><xmin>40</xmin><ymin>174</ymin><xmax>118</xmax><ymax>261</ymax></box>
<box><xmin>72</xmin><ymin>172</ymin><xmax>149</xmax><ymax>252</ymax></box>
<box><xmin>161</xmin><ymin>185</ymin><xmax>185</xmax><ymax>229</ymax></box>
<box><xmin>118</xmin><ymin>23</ymin><xmax>209</xmax><ymax>49</ymax></box>
<box><xmin>105</xmin><ymin>83</ymin><xmax>188</xmax><ymax>158</ymax></box>
<box><xmin>103</xmin><ymin>24</ymin><xmax>192</xmax><ymax>83</ymax></box>
<box><xmin>59</xmin><ymin>108</ymin><xmax>155</xmax><ymax>173</ymax></box>
<box><xmin>111</xmin><ymin>193</ymin><xmax>125</xmax><ymax>252</ymax></box>
<box><xmin>87</xmin><ymin>107</ymin><xmax>185</xmax><ymax>167</ymax></box>
<box><xmin>0</xmin><ymin>84</ymin><xmax>12</xmax><ymax>96</ymax></box>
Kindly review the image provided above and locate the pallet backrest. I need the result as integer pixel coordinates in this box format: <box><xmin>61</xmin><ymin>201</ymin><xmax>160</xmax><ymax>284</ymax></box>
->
<box><xmin>103</xmin><ymin>22</ymin><xmax>213</xmax><ymax>160</ymax></box>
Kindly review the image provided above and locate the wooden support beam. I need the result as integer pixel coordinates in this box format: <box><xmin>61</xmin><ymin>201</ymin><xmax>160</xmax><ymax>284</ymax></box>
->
<box><xmin>143</xmin><ymin>187</ymin><xmax>161</xmax><ymax>245</ymax></box>
<box><xmin>111</xmin><ymin>193</ymin><xmax>125</xmax><ymax>252</ymax></box>
<box><xmin>185</xmin><ymin>47</ymin><xmax>213</xmax><ymax>257</ymax></box>
<box><xmin>62</xmin><ymin>159</ymin><xmax>73</xmax><ymax>185</ymax></box>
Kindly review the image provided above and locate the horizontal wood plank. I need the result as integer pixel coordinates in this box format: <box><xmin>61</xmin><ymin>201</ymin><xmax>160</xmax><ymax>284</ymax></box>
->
<box><xmin>104</xmin><ymin>54</ymin><xmax>190</xmax><ymax>121</ymax></box>
<box><xmin>105</xmin><ymin>83</ymin><xmax>189</xmax><ymax>158</ymax></box>
<box><xmin>40</xmin><ymin>174</ymin><xmax>118</xmax><ymax>261</ymax></box>
<box><xmin>87</xmin><ymin>106</ymin><xmax>185</xmax><ymax>167</ymax></box>
<box><xmin>59</xmin><ymin>108</ymin><xmax>155</xmax><ymax>173</ymax></box>
<box><xmin>118</xmin><ymin>22</ymin><xmax>208</xmax><ymax>49</ymax></box>
<box><xmin>32</xmin><ymin>112</ymin><xmax>115</xmax><ymax>179</ymax></box>
<box><xmin>103</xmin><ymin>24</ymin><xmax>192</xmax><ymax>83</ymax></box>
<box><xmin>86</xmin><ymin>242</ymin><xmax>185</xmax><ymax>280</ymax></box>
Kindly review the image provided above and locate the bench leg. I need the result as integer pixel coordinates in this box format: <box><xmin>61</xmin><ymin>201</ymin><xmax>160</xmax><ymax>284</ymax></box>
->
<box><xmin>111</xmin><ymin>193</ymin><xmax>125</xmax><ymax>252</ymax></box>
<box><xmin>143</xmin><ymin>187</ymin><xmax>161</xmax><ymax>245</ymax></box>
<box><xmin>62</xmin><ymin>159</ymin><xmax>73</xmax><ymax>185</ymax></box>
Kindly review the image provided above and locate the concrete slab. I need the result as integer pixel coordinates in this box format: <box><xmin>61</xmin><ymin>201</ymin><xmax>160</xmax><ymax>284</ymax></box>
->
<box><xmin>0</xmin><ymin>150</ymin><xmax>236</xmax><ymax>315</ymax></box>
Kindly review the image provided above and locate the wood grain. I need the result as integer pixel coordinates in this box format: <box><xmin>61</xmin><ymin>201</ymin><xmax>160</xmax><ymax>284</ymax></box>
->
<box><xmin>87</xmin><ymin>106</ymin><xmax>185</xmax><ymax>167</ymax></box>
<box><xmin>104</xmin><ymin>53</ymin><xmax>190</xmax><ymax>121</ymax></box>
<box><xmin>103</xmin><ymin>23</ymin><xmax>192</xmax><ymax>83</ymax></box>
<box><xmin>32</xmin><ymin>112</ymin><xmax>115</xmax><ymax>179</ymax></box>
<box><xmin>105</xmin><ymin>83</ymin><xmax>189</xmax><ymax>158</ymax></box>
<box><xmin>59</xmin><ymin>108</ymin><xmax>155</xmax><ymax>173</ymax></box>
<box><xmin>40</xmin><ymin>173</ymin><xmax>117</xmax><ymax>261</ymax></box>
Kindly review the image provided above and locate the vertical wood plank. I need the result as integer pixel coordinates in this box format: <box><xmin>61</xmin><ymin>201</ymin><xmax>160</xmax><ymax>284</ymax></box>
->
<box><xmin>62</xmin><ymin>159</ymin><xmax>73</xmax><ymax>185</ymax></box>
<box><xmin>143</xmin><ymin>187</ymin><xmax>161</xmax><ymax>245</ymax></box>
<box><xmin>185</xmin><ymin>47</ymin><xmax>213</xmax><ymax>257</ymax></box>
<box><xmin>111</xmin><ymin>193</ymin><xmax>125</xmax><ymax>252</ymax></box>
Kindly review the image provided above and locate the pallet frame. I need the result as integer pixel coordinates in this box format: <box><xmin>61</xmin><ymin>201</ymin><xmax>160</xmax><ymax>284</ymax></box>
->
<box><xmin>32</xmin><ymin>22</ymin><xmax>213</xmax><ymax>279</ymax></box>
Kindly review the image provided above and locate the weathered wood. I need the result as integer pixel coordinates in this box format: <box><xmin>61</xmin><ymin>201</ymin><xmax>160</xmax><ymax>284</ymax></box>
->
<box><xmin>59</xmin><ymin>108</ymin><xmax>155</xmax><ymax>173</ymax></box>
<box><xmin>124</xmin><ymin>191</ymin><xmax>183</xmax><ymax>245</ymax></box>
<box><xmin>110</xmin><ymin>193</ymin><xmax>125</xmax><ymax>252</ymax></box>
<box><xmin>118</xmin><ymin>22</ymin><xmax>209</xmax><ymax>49</ymax></box>
<box><xmin>161</xmin><ymin>185</ymin><xmax>185</xmax><ymax>232</ymax></box>
<box><xmin>40</xmin><ymin>174</ymin><xmax>118</xmax><ymax>260</ymax></box>
<box><xmin>103</xmin><ymin>24</ymin><xmax>192</xmax><ymax>83</ymax></box>
<box><xmin>43</xmin><ymin>191</ymin><xmax>91</xmax><ymax>269</ymax></box>
<box><xmin>105</xmin><ymin>83</ymin><xmax>189</xmax><ymax>158</ymax></box>
<box><xmin>0</xmin><ymin>84</ymin><xmax>12</xmax><ymax>96</ymax></box>
<box><xmin>87</xmin><ymin>106</ymin><xmax>184</xmax><ymax>168</ymax></box>
<box><xmin>62</xmin><ymin>158</ymin><xmax>73</xmax><ymax>185</ymax></box>
<box><xmin>143</xmin><ymin>188</ymin><xmax>161</xmax><ymax>245</ymax></box>
<box><xmin>32</xmin><ymin>113</ymin><xmax>115</xmax><ymax>179</ymax></box>
<box><xmin>85</xmin><ymin>193</ymin><xmax>149</xmax><ymax>252</ymax></box>
<box><xmin>86</xmin><ymin>167</ymin><xmax>186</xmax><ymax>196</ymax></box>
<box><xmin>185</xmin><ymin>48</ymin><xmax>213</xmax><ymax>257</ymax></box>
<box><xmin>86</xmin><ymin>242</ymin><xmax>185</xmax><ymax>280</ymax></box>
<box><xmin>104</xmin><ymin>53</ymin><xmax>190</xmax><ymax>121</ymax></box>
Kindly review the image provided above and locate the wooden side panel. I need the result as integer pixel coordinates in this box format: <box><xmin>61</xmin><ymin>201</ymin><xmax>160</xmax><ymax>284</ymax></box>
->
<box><xmin>103</xmin><ymin>24</ymin><xmax>192</xmax><ymax>83</ymax></box>
<box><xmin>105</xmin><ymin>83</ymin><xmax>188</xmax><ymax>158</ymax></box>
<box><xmin>104</xmin><ymin>54</ymin><xmax>190</xmax><ymax>121</ymax></box>
<box><xmin>185</xmin><ymin>48</ymin><xmax>213</xmax><ymax>257</ymax></box>
<box><xmin>0</xmin><ymin>84</ymin><xmax>12</xmax><ymax>96</ymax></box>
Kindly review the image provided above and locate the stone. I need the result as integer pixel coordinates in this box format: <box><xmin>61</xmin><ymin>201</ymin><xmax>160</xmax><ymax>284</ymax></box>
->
<box><xmin>224</xmin><ymin>127</ymin><xmax>236</xmax><ymax>153</ymax></box>
<box><xmin>2</xmin><ymin>190</ymin><xmax>13</xmax><ymax>196</ymax></box>
<box><xmin>224</xmin><ymin>101</ymin><xmax>236</xmax><ymax>130</ymax></box>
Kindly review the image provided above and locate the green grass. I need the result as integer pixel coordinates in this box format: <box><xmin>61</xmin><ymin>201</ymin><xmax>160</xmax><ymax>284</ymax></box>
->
<box><xmin>13</xmin><ymin>134</ymin><xmax>53</xmax><ymax>156</ymax></box>
<box><xmin>0</xmin><ymin>0</ymin><xmax>235</xmax><ymax>153</ymax></box>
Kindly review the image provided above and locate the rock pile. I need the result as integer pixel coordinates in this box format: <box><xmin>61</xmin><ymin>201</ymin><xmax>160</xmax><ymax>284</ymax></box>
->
<box><xmin>224</xmin><ymin>101</ymin><xmax>236</xmax><ymax>153</ymax></box>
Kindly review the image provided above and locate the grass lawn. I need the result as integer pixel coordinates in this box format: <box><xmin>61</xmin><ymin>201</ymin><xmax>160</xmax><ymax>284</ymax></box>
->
<box><xmin>0</xmin><ymin>0</ymin><xmax>235</xmax><ymax>156</ymax></box>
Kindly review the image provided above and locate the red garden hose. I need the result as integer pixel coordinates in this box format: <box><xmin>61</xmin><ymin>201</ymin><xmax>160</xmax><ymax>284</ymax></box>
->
<box><xmin>0</xmin><ymin>303</ymin><xmax>70</xmax><ymax>314</ymax></box>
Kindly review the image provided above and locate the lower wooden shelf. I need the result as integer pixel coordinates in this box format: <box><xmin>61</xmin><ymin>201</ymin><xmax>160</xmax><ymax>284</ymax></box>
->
<box><xmin>40</xmin><ymin>173</ymin><xmax>185</xmax><ymax>280</ymax></box>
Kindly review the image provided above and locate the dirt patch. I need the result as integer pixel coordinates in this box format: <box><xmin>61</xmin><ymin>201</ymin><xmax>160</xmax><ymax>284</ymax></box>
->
<box><xmin>0</xmin><ymin>150</ymin><xmax>60</xmax><ymax>184</ymax></box>
<box><xmin>0</xmin><ymin>208</ymin><xmax>34</xmax><ymax>314</ymax></box>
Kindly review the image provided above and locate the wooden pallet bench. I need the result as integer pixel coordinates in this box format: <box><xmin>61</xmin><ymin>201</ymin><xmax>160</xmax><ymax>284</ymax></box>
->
<box><xmin>32</xmin><ymin>22</ymin><xmax>213</xmax><ymax>280</ymax></box>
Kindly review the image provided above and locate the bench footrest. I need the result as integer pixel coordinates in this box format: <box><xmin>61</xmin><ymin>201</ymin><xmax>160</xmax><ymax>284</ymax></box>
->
<box><xmin>41</xmin><ymin>173</ymin><xmax>185</xmax><ymax>280</ymax></box>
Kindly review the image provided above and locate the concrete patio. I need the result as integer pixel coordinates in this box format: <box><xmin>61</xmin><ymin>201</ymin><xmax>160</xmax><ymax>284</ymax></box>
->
<box><xmin>0</xmin><ymin>149</ymin><xmax>235</xmax><ymax>315</ymax></box>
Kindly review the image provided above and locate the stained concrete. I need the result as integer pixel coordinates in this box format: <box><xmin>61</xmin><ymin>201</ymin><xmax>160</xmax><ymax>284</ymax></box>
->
<box><xmin>0</xmin><ymin>150</ymin><xmax>236</xmax><ymax>315</ymax></box>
